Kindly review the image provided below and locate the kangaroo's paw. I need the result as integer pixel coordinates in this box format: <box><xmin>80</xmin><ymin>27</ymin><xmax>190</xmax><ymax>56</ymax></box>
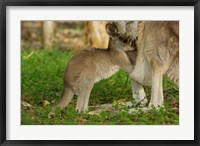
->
<box><xmin>148</xmin><ymin>102</ymin><xmax>165</xmax><ymax>110</ymax></box>
<box><xmin>132</xmin><ymin>89</ymin><xmax>147</xmax><ymax>107</ymax></box>
<box><xmin>134</xmin><ymin>98</ymin><xmax>148</xmax><ymax>107</ymax></box>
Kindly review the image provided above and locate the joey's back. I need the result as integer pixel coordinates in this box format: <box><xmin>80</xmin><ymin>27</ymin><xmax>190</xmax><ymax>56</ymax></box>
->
<box><xmin>65</xmin><ymin>49</ymin><xmax>119</xmax><ymax>86</ymax></box>
<box><xmin>65</xmin><ymin>38</ymin><xmax>134</xmax><ymax>91</ymax></box>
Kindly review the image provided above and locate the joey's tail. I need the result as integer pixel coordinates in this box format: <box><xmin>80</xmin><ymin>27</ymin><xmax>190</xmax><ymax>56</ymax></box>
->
<box><xmin>53</xmin><ymin>87</ymin><xmax>74</xmax><ymax>109</ymax></box>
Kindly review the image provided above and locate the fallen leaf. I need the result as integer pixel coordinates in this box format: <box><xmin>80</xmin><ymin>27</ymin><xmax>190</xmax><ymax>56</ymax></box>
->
<box><xmin>31</xmin><ymin>116</ymin><xmax>35</xmax><ymax>120</ymax></box>
<box><xmin>113</xmin><ymin>98</ymin><xmax>126</xmax><ymax>104</ymax></box>
<box><xmin>79</xmin><ymin>118</ymin><xmax>87</xmax><ymax>124</ymax></box>
<box><xmin>43</xmin><ymin>100</ymin><xmax>50</xmax><ymax>106</ymax></box>
<box><xmin>48</xmin><ymin>112</ymin><xmax>55</xmax><ymax>119</ymax></box>
<box><xmin>21</xmin><ymin>101</ymin><xmax>34</xmax><ymax>108</ymax></box>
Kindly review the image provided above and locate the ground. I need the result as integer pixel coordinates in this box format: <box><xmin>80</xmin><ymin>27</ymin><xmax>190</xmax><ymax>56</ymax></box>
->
<box><xmin>21</xmin><ymin>49</ymin><xmax>179</xmax><ymax>125</ymax></box>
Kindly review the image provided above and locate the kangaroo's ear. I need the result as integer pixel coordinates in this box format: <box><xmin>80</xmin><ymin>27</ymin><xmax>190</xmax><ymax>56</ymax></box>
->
<box><xmin>106</xmin><ymin>23</ymin><xmax>118</xmax><ymax>38</ymax></box>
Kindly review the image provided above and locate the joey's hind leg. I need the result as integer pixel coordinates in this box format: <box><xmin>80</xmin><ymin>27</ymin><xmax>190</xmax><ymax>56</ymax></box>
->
<box><xmin>75</xmin><ymin>65</ymin><xmax>96</xmax><ymax>113</ymax></box>
<box><xmin>76</xmin><ymin>94</ymin><xmax>84</xmax><ymax>112</ymax></box>
<box><xmin>76</xmin><ymin>88</ymin><xmax>92</xmax><ymax>112</ymax></box>
<box><xmin>82</xmin><ymin>88</ymin><xmax>93</xmax><ymax>112</ymax></box>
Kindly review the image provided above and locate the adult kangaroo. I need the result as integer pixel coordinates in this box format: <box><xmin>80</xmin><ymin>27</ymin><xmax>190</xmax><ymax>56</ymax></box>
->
<box><xmin>114</xmin><ymin>21</ymin><xmax>179</xmax><ymax>107</ymax></box>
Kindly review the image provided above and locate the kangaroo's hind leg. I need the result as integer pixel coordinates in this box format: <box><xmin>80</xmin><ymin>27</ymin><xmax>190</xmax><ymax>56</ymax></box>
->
<box><xmin>157</xmin><ymin>73</ymin><xmax>164</xmax><ymax>106</ymax></box>
<box><xmin>75</xmin><ymin>64</ymin><xmax>96</xmax><ymax>112</ymax></box>
<box><xmin>148</xmin><ymin>60</ymin><xmax>164</xmax><ymax>107</ymax></box>
<box><xmin>82</xmin><ymin>86</ymin><xmax>93</xmax><ymax>112</ymax></box>
<box><xmin>131</xmin><ymin>79</ymin><xmax>147</xmax><ymax>106</ymax></box>
<box><xmin>76</xmin><ymin>87</ymin><xmax>92</xmax><ymax>113</ymax></box>
<box><xmin>76</xmin><ymin>94</ymin><xmax>84</xmax><ymax>112</ymax></box>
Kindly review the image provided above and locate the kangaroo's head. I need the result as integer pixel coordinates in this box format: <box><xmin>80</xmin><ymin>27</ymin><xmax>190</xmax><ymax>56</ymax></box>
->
<box><xmin>106</xmin><ymin>23</ymin><xmax>135</xmax><ymax>52</ymax></box>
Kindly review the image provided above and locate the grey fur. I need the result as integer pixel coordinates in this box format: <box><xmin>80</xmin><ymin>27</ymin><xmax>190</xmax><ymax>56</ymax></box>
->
<box><xmin>53</xmin><ymin>23</ymin><xmax>135</xmax><ymax>112</ymax></box>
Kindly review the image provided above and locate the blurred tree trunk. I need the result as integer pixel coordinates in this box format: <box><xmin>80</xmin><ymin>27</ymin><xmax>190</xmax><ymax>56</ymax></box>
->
<box><xmin>42</xmin><ymin>21</ymin><xmax>56</xmax><ymax>49</ymax></box>
<box><xmin>85</xmin><ymin>21</ymin><xmax>109</xmax><ymax>49</ymax></box>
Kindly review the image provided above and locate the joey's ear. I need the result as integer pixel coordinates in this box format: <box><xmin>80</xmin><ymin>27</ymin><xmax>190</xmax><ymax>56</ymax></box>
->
<box><xmin>106</xmin><ymin>23</ymin><xmax>118</xmax><ymax>38</ymax></box>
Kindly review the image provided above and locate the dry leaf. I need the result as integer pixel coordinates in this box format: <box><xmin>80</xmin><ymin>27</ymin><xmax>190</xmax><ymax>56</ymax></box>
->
<box><xmin>79</xmin><ymin>118</ymin><xmax>87</xmax><ymax>124</ymax></box>
<box><xmin>21</xmin><ymin>101</ymin><xmax>34</xmax><ymax>108</ymax></box>
<box><xmin>43</xmin><ymin>100</ymin><xmax>50</xmax><ymax>106</ymax></box>
<box><xmin>31</xmin><ymin>116</ymin><xmax>35</xmax><ymax>120</ymax></box>
<box><xmin>113</xmin><ymin>98</ymin><xmax>126</xmax><ymax>104</ymax></box>
<box><xmin>48</xmin><ymin>112</ymin><xmax>55</xmax><ymax>119</ymax></box>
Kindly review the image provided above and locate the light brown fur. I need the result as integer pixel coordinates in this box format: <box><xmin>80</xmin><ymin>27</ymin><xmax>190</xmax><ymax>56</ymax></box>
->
<box><xmin>114</xmin><ymin>21</ymin><xmax>179</xmax><ymax>107</ymax></box>
<box><xmin>54</xmin><ymin>24</ymin><xmax>135</xmax><ymax>112</ymax></box>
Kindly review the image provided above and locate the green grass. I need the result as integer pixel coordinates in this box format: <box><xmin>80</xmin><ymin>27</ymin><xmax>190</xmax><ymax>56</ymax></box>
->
<box><xmin>21</xmin><ymin>49</ymin><xmax>179</xmax><ymax>125</ymax></box>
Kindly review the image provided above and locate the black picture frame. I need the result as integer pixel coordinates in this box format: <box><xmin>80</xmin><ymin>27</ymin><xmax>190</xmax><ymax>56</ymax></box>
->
<box><xmin>0</xmin><ymin>0</ymin><xmax>199</xmax><ymax>145</ymax></box>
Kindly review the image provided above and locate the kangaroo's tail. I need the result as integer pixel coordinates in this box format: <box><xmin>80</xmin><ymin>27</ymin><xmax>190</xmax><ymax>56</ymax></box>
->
<box><xmin>52</xmin><ymin>87</ymin><xmax>74</xmax><ymax>109</ymax></box>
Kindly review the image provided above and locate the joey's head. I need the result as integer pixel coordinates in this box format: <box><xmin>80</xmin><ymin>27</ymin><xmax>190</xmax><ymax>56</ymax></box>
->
<box><xmin>106</xmin><ymin>23</ymin><xmax>135</xmax><ymax>52</ymax></box>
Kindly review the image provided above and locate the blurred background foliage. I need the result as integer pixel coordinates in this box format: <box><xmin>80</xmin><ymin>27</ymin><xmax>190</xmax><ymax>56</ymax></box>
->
<box><xmin>21</xmin><ymin>21</ymin><xmax>109</xmax><ymax>51</ymax></box>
